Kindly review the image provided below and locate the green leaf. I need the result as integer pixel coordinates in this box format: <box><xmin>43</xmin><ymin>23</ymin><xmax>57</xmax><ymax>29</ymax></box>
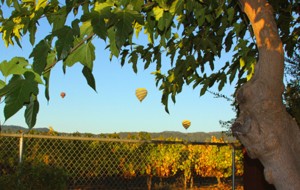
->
<box><xmin>195</xmin><ymin>8</ymin><xmax>206</xmax><ymax>26</ymax></box>
<box><xmin>0</xmin><ymin>76</ymin><xmax>20</xmax><ymax>98</ymax></box>
<box><xmin>14</xmin><ymin>35</ymin><xmax>22</xmax><ymax>48</ymax></box>
<box><xmin>45</xmin><ymin>50</ymin><xmax>57</xmax><ymax>69</ymax></box>
<box><xmin>25</xmin><ymin>98</ymin><xmax>39</xmax><ymax>129</ymax></box>
<box><xmin>224</xmin><ymin>31</ymin><xmax>234</xmax><ymax>52</ymax></box>
<box><xmin>107</xmin><ymin>27</ymin><xmax>119</xmax><ymax>57</ymax></box>
<box><xmin>161</xmin><ymin>92</ymin><xmax>170</xmax><ymax>114</ymax></box>
<box><xmin>0</xmin><ymin>80</ymin><xmax>5</xmax><ymax>89</ymax></box>
<box><xmin>144</xmin><ymin>15</ymin><xmax>155</xmax><ymax>43</ymax></box>
<box><xmin>207</xmin><ymin>39</ymin><xmax>217</xmax><ymax>55</ymax></box>
<box><xmin>82</xmin><ymin>66</ymin><xmax>96</xmax><ymax>91</ymax></box>
<box><xmin>0</xmin><ymin>57</ymin><xmax>29</xmax><ymax>77</ymax></box>
<box><xmin>72</xmin><ymin>19</ymin><xmax>80</xmax><ymax>37</ymax></box>
<box><xmin>233</xmin><ymin>22</ymin><xmax>243</xmax><ymax>37</ymax></box>
<box><xmin>129</xmin><ymin>51</ymin><xmax>138</xmax><ymax>73</ymax></box>
<box><xmin>5</xmin><ymin>0</ymin><xmax>12</xmax><ymax>6</ymax></box>
<box><xmin>227</xmin><ymin>7</ymin><xmax>234</xmax><ymax>23</ymax></box>
<box><xmin>215</xmin><ymin>5</ymin><xmax>224</xmax><ymax>19</ymax></box>
<box><xmin>158</xmin><ymin>12</ymin><xmax>172</xmax><ymax>31</ymax></box>
<box><xmin>12</xmin><ymin>0</ymin><xmax>21</xmax><ymax>13</ymax></box>
<box><xmin>120</xmin><ymin>49</ymin><xmax>129</xmax><ymax>67</ymax></box>
<box><xmin>109</xmin><ymin>9</ymin><xmax>141</xmax><ymax>49</ymax></box>
<box><xmin>91</xmin><ymin>15</ymin><xmax>107</xmax><ymax>40</ymax></box>
<box><xmin>79</xmin><ymin>20</ymin><xmax>93</xmax><ymax>38</ymax></box>
<box><xmin>129</xmin><ymin>0</ymin><xmax>144</xmax><ymax>11</ymax></box>
<box><xmin>46</xmin><ymin>7</ymin><xmax>67</xmax><ymax>32</ymax></box>
<box><xmin>200</xmin><ymin>85</ymin><xmax>207</xmax><ymax>96</ymax></box>
<box><xmin>1</xmin><ymin>72</ymin><xmax>39</xmax><ymax>121</ymax></box>
<box><xmin>43</xmin><ymin>71</ymin><xmax>50</xmax><ymax>101</ymax></box>
<box><xmin>142</xmin><ymin>1</ymin><xmax>155</xmax><ymax>11</ymax></box>
<box><xmin>64</xmin><ymin>41</ymin><xmax>95</xmax><ymax>69</ymax></box>
<box><xmin>154</xmin><ymin>46</ymin><xmax>162</xmax><ymax>70</ymax></box>
<box><xmin>27</xmin><ymin>69</ymin><xmax>44</xmax><ymax>84</ymax></box>
<box><xmin>218</xmin><ymin>74</ymin><xmax>226</xmax><ymax>91</ymax></box>
<box><xmin>66</xmin><ymin>0</ymin><xmax>75</xmax><ymax>14</ymax></box>
<box><xmin>42</xmin><ymin>51</ymin><xmax>56</xmax><ymax>101</ymax></box>
<box><xmin>28</xmin><ymin>19</ymin><xmax>38</xmax><ymax>45</ymax></box>
<box><xmin>30</xmin><ymin>39</ymin><xmax>50</xmax><ymax>75</ymax></box>
<box><xmin>170</xmin><ymin>0</ymin><xmax>184</xmax><ymax>15</ymax></box>
<box><xmin>81</xmin><ymin>9</ymin><xmax>110</xmax><ymax>40</ymax></box>
<box><xmin>53</xmin><ymin>26</ymin><xmax>74</xmax><ymax>60</ymax></box>
<box><xmin>156</xmin><ymin>0</ymin><xmax>171</xmax><ymax>10</ymax></box>
<box><xmin>228</xmin><ymin>62</ymin><xmax>238</xmax><ymax>84</ymax></box>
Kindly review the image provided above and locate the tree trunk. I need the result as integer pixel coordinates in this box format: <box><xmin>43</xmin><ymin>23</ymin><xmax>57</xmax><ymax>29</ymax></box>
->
<box><xmin>231</xmin><ymin>0</ymin><xmax>300</xmax><ymax>189</ymax></box>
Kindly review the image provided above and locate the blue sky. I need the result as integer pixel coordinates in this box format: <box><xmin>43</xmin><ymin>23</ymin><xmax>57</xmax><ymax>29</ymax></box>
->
<box><xmin>0</xmin><ymin>7</ymin><xmax>237</xmax><ymax>134</ymax></box>
<box><xmin>0</xmin><ymin>41</ymin><xmax>236</xmax><ymax>134</ymax></box>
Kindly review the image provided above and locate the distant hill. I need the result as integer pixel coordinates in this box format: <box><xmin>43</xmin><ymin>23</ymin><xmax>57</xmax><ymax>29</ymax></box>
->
<box><xmin>1</xmin><ymin>125</ymin><xmax>49</xmax><ymax>133</ymax></box>
<box><xmin>1</xmin><ymin>125</ymin><xmax>237</xmax><ymax>142</ymax></box>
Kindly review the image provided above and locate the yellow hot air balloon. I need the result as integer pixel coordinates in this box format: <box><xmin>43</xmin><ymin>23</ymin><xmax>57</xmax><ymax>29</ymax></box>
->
<box><xmin>182</xmin><ymin>120</ymin><xmax>191</xmax><ymax>129</ymax></box>
<box><xmin>135</xmin><ymin>88</ymin><xmax>148</xmax><ymax>102</ymax></box>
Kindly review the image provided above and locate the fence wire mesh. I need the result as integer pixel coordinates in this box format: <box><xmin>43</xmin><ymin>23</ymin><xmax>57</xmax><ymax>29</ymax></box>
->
<box><xmin>0</xmin><ymin>134</ymin><xmax>243</xmax><ymax>190</ymax></box>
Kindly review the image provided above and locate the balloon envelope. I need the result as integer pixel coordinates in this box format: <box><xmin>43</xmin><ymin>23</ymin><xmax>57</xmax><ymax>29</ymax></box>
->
<box><xmin>60</xmin><ymin>92</ymin><xmax>66</xmax><ymax>98</ymax></box>
<box><xmin>182</xmin><ymin>120</ymin><xmax>191</xmax><ymax>129</ymax></box>
<box><xmin>135</xmin><ymin>88</ymin><xmax>147</xmax><ymax>102</ymax></box>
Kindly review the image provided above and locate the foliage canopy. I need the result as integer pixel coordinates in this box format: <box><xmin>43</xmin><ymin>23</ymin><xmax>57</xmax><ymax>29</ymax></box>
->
<box><xmin>0</xmin><ymin>0</ymin><xmax>299</xmax><ymax>128</ymax></box>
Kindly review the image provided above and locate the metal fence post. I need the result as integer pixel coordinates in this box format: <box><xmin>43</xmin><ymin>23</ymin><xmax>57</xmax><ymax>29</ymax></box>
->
<box><xmin>232</xmin><ymin>145</ymin><xmax>236</xmax><ymax>190</ymax></box>
<box><xmin>19</xmin><ymin>133</ymin><xmax>24</xmax><ymax>163</ymax></box>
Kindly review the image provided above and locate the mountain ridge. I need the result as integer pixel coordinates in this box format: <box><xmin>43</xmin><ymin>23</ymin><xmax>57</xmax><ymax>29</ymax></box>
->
<box><xmin>1</xmin><ymin>125</ymin><xmax>236</xmax><ymax>142</ymax></box>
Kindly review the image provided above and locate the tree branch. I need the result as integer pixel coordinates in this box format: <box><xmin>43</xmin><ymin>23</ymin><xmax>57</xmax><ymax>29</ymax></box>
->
<box><xmin>43</xmin><ymin>32</ymin><xmax>95</xmax><ymax>74</ymax></box>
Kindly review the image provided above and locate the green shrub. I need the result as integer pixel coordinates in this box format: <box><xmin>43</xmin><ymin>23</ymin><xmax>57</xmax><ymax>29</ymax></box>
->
<box><xmin>0</xmin><ymin>161</ymin><xmax>68</xmax><ymax>190</ymax></box>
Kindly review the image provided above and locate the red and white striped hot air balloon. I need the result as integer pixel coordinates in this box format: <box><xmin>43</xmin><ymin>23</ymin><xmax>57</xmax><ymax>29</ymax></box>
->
<box><xmin>182</xmin><ymin>120</ymin><xmax>191</xmax><ymax>130</ymax></box>
<box><xmin>135</xmin><ymin>88</ymin><xmax>148</xmax><ymax>102</ymax></box>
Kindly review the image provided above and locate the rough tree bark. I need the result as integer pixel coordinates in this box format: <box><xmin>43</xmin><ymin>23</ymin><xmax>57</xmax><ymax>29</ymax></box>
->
<box><xmin>231</xmin><ymin>0</ymin><xmax>300</xmax><ymax>189</ymax></box>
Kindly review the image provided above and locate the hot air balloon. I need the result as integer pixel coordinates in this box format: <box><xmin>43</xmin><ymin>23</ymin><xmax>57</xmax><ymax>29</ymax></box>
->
<box><xmin>135</xmin><ymin>88</ymin><xmax>148</xmax><ymax>102</ymax></box>
<box><xmin>60</xmin><ymin>92</ymin><xmax>66</xmax><ymax>98</ymax></box>
<box><xmin>182</xmin><ymin>120</ymin><xmax>191</xmax><ymax>130</ymax></box>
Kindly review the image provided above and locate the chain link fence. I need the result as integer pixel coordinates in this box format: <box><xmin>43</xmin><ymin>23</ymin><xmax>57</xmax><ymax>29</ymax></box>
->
<box><xmin>0</xmin><ymin>133</ymin><xmax>243</xmax><ymax>189</ymax></box>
